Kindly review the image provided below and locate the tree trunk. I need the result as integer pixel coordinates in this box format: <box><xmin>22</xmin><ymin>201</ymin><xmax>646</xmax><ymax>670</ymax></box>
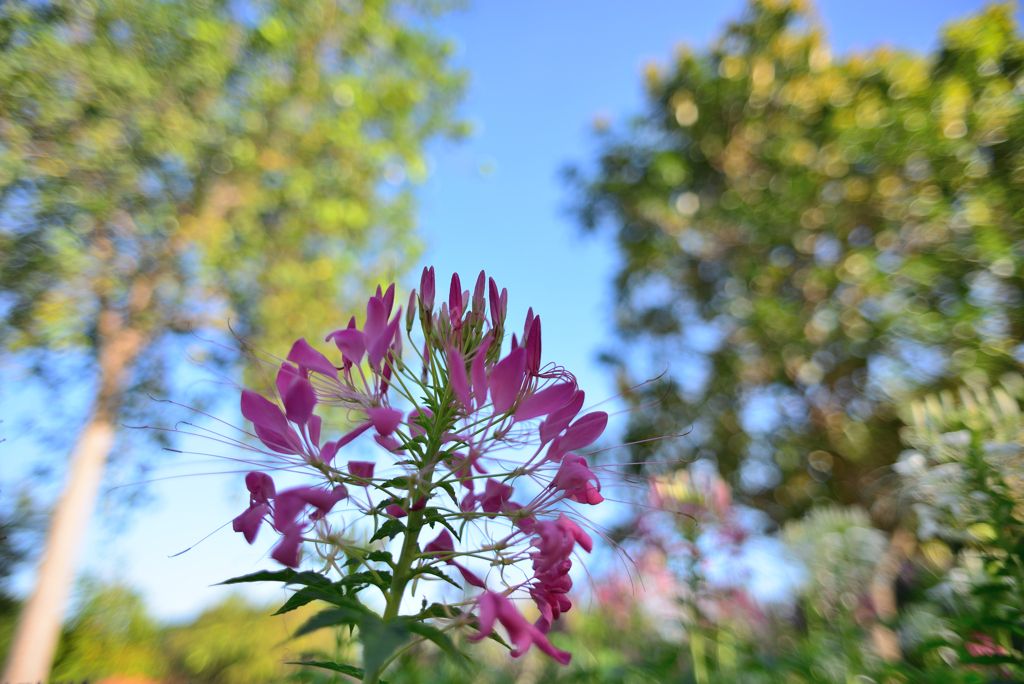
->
<box><xmin>3</xmin><ymin>305</ymin><xmax>146</xmax><ymax>684</ymax></box>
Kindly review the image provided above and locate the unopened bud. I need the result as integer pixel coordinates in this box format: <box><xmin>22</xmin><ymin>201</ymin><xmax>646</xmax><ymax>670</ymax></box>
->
<box><xmin>407</xmin><ymin>289</ymin><xmax>417</xmax><ymax>333</ymax></box>
<box><xmin>420</xmin><ymin>266</ymin><xmax>435</xmax><ymax>312</ymax></box>
<box><xmin>449</xmin><ymin>273</ymin><xmax>463</xmax><ymax>320</ymax></box>
<box><xmin>473</xmin><ymin>270</ymin><xmax>486</xmax><ymax>314</ymax></box>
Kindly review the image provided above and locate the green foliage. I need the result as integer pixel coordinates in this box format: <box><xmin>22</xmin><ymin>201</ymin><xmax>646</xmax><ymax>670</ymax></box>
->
<box><xmin>165</xmin><ymin>594</ymin><xmax>343</xmax><ymax>684</ymax></box>
<box><xmin>0</xmin><ymin>0</ymin><xmax>465</xmax><ymax>412</ymax></box>
<box><xmin>892</xmin><ymin>382</ymin><xmax>1024</xmax><ymax>677</ymax></box>
<box><xmin>49</xmin><ymin>581</ymin><xmax>167</xmax><ymax>683</ymax></box>
<box><xmin>569</xmin><ymin>0</ymin><xmax>1024</xmax><ymax>520</ymax></box>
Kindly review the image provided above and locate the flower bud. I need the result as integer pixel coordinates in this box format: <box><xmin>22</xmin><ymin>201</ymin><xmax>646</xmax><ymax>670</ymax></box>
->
<box><xmin>473</xmin><ymin>270</ymin><xmax>486</xmax><ymax>315</ymax></box>
<box><xmin>406</xmin><ymin>288</ymin><xmax>417</xmax><ymax>333</ymax></box>
<box><xmin>488</xmin><ymin>277</ymin><xmax>501</xmax><ymax>327</ymax></box>
<box><xmin>420</xmin><ymin>266</ymin><xmax>435</xmax><ymax>312</ymax></box>
<box><xmin>449</xmin><ymin>272</ymin><xmax>463</xmax><ymax>322</ymax></box>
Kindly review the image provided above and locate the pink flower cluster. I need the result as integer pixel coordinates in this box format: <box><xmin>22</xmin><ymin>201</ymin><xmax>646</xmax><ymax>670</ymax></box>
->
<box><xmin>227</xmin><ymin>268</ymin><xmax>613</xmax><ymax>664</ymax></box>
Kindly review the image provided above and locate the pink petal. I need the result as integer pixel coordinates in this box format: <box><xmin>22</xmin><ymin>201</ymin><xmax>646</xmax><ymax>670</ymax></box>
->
<box><xmin>424</xmin><ymin>529</ymin><xmax>455</xmax><ymax>554</ymax></box>
<box><xmin>382</xmin><ymin>283</ymin><xmax>395</xmax><ymax>318</ymax></box>
<box><xmin>367</xmin><ymin>407</ymin><xmax>403</xmax><ymax>436</ymax></box>
<box><xmin>232</xmin><ymin>503</ymin><xmax>269</xmax><ymax>544</ymax></box>
<box><xmin>271</xmin><ymin>527</ymin><xmax>304</xmax><ymax>568</ymax></box>
<box><xmin>453</xmin><ymin>561</ymin><xmax>486</xmax><ymax>588</ymax></box>
<box><xmin>326</xmin><ymin>328</ymin><xmax>366</xmax><ymax>364</ymax></box>
<box><xmin>385</xmin><ymin>503</ymin><xmax>408</xmax><ymax>518</ymax></box>
<box><xmin>561</xmin><ymin>514</ymin><xmax>593</xmax><ymax>553</ymax></box>
<box><xmin>448</xmin><ymin>348</ymin><xmax>472</xmax><ymax>408</ymax></box>
<box><xmin>559</xmin><ymin>412</ymin><xmax>608</xmax><ymax>452</ymax></box>
<box><xmin>254</xmin><ymin>423</ymin><xmax>296</xmax><ymax>454</ymax></box>
<box><xmin>241</xmin><ymin>390</ymin><xmax>291</xmax><ymax>435</ymax></box>
<box><xmin>539</xmin><ymin>391</ymin><xmax>585</xmax><ymax>444</ymax></box>
<box><xmin>337</xmin><ymin>421</ymin><xmax>372</xmax><ymax>448</ymax></box>
<box><xmin>365</xmin><ymin>296</ymin><xmax>387</xmax><ymax>342</ymax></box>
<box><xmin>368</xmin><ymin>312</ymin><xmax>400</xmax><ymax>368</ymax></box>
<box><xmin>489</xmin><ymin>347</ymin><xmax>527</xmax><ymax>414</ymax></box>
<box><xmin>273</xmin><ymin>490</ymin><xmax>307</xmax><ymax>529</ymax></box>
<box><xmin>532</xmin><ymin>633</ymin><xmax>572</xmax><ymax>665</ymax></box>
<box><xmin>319</xmin><ymin>440</ymin><xmax>339</xmax><ymax>465</ymax></box>
<box><xmin>374</xmin><ymin>433</ymin><xmax>404</xmax><ymax>453</ymax></box>
<box><xmin>283</xmin><ymin>376</ymin><xmax>316</xmax><ymax>426</ymax></box>
<box><xmin>469</xmin><ymin>591</ymin><xmax>499</xmax><ymax>642</ymax></box>
<box><xmin>514</xmin><ymin>382</ymin><xmax>576</xmax><ymax>422</ymax></box>
<box><xmin>287</xmin><ymin>338</ymin><xmax>338</xmax><ymax>378</ymax></box>
<box><xmin>276</xmin><ymin>363</ymin><xmax>303</xmax><ymax>400</ymax></box>
<box><xmin>294</xmin><ymin>486</ymin><xmax>347</xmax><ymax>515</ymax></box>
<box><xmin>246</xmin><ymin>472</ymin><xmax>276</xmax><ymax>504</ymax></box>
<box><xmin>308</xmin><ymin>415</ymin><xmax>322</xmax><ymax>448</ymax></box>
<box><xmin>347</xmin><ymin>461</ymin><xmax>375</xmax><ymax>480</ymax></box>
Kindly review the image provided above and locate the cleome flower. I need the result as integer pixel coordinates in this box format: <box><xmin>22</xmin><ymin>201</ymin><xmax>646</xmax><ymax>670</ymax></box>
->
<box><xmin>201</xmin><ymin>268</ymin><xmax>654</xmax><ymax>681</ymax></box>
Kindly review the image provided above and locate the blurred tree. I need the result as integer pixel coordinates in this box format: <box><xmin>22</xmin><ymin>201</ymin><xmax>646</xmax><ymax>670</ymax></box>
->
<box><xmin>48</xmin><ymin>581</ymin><xmax>166</xmax><ymax>683</ymax></box>
<box><xmin>0</xmin><ymin>494</ymin><xmax>39</xmax><ymax>661</ymax></box>
<box><xmin>569</xmin><ymin>0</ymin><xmax>1024</xmax><ymax>522</ymax></box>
<box><xmin>0</xmin><ymin>0</ymin><xmax>465</xmax><ymax>680</ymax></box>
<box><xmin>165</xmin><ymin>595</ymin><xmax>341</xmax><ymax>684</ymax></box>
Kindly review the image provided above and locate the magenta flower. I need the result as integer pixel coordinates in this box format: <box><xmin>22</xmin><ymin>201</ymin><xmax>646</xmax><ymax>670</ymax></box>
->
<box><xmin>211</xmin><ymin>267</ymin><xmax>649</xmax><ymax>679</ymax></box>
<box><xmin>347</xmin><ymin>461</ymin><xmax>375</xmax><ymax>480</ymax></box>
<box><xmin>470</xmin><ymin>591</ymin><xmax>571</xmax><ymax>664</ymax></box>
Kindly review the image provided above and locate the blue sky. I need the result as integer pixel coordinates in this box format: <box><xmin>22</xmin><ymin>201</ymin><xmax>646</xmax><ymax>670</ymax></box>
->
<box><xmin>2</xmin><ymin>0</ymin><xmax>996</xmax><ymax>621</ymax></box>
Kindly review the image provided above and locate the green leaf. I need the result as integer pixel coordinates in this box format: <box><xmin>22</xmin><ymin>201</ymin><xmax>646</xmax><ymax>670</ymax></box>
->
<box><xmin>288</xmin><ymin>661</ymin><xmax>393</xmax><ymax>684</ymax></box>
<box><xmin>273</xmin><ymin>577</ymin><xmax>386</xmax><ymax>616</ymax></box>
<box><xmin>273</xmin><ymin>590</ymin><xmax>319</xmax><ymax>616</ymax></box>
<box><xmin>381</xmin><ymin>476</ymin><xmax>410</xmax><ymax>489</ymax></box>
<box><xmin>359</xmin><ymin>614</ymin><xmax>410</xmax><ymax>677</ymax></box>
<box><xmin>366</xmin><ymin>550</ymin><xmax>394</xmax><ymax>565</ymax></box>
<box><xmin>288</xmin><ymin>661</ymin><xmax>363</xmax><ymax>678</ymax></box>
<box><xmin>437</xmin><ymin>481</ymin><xmax>460</xmax><ymax>506</ymax></box>
<box><xmin>423</xmin><ymin>508</ymin><xmax>460</xmax><ymax>538</ymax></box>
<box><xmin>220</xmin><ymin>569</ymin><xmax>329</xmax><ymax>587</ymax></box>
<box><xmin>292</xmin><ymin>602</ymin><xmax>370</xmax><ymax>638</ymax></box>
<box><xmin>416</xmin><ymin>602</ymin><xmax>462</xmax><ymax>620</ymax></box>
<box><xmin>405</xmin><ymin>620</ymin><xmax>471</xmax><ymax>667</ymax></box>
<box><xmin>411</xmin><ymin>565</ymin><xmax>461</xmax><ymax>589</ymax></box>
<box><xmin>370</xmin><ymin>518</ymin><xmax>407</xmax><ymax>542</ymax></box>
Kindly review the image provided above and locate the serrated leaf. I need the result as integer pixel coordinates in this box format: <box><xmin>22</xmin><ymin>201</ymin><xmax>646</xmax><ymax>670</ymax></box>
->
<box><xmin>273</xmin><ymin>579</ymin><xmax>382</xmax><ymax>616</ymax></box>
<box><xmin>220</xmin><ymin>569</ymin><xmax>329</xmax><ymax>587</ymax></box>
<box><xmin>366</xmin><ymin>550</ymin><xmax>394</xmax><ymax>565</ymax></box>
<box><xmin>273</xmin><ymin>590</ymin><xmax>319</xmax><ymax>616</ymax></box>
<box><xmin>293</xmin><ymin>603</ymin><xmax>370</xmax><ymax>638</ymax></box>
<box><xmin>437</xmin><ymin>481</ymin><xmax>459</xmax><ymax>506</ymax></box>
<box><xmin>423</xmin><ymin>509</ymin><xmax>460</xmax><ymax>539</ymax></box>
<box><xmin>370</xmin><ymin>518</ymin><xmax>406</xmax><ymax>542</ymax></box>
<box><xmin>381</xmin><ymin>476</ymin><xmax>410</xmax><ymax>488</ymax></box>
<box><xmin>359</xmin><ymin>614</ymin><xmax>410</xmax><ymax>676</ymax></box>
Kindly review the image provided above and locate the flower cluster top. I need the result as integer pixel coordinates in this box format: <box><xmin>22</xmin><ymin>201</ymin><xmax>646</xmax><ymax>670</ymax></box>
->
<box><xmin>229</xmin><ymin>268</ymin><xmax>610</xmax><ymax>665</ymax></box>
